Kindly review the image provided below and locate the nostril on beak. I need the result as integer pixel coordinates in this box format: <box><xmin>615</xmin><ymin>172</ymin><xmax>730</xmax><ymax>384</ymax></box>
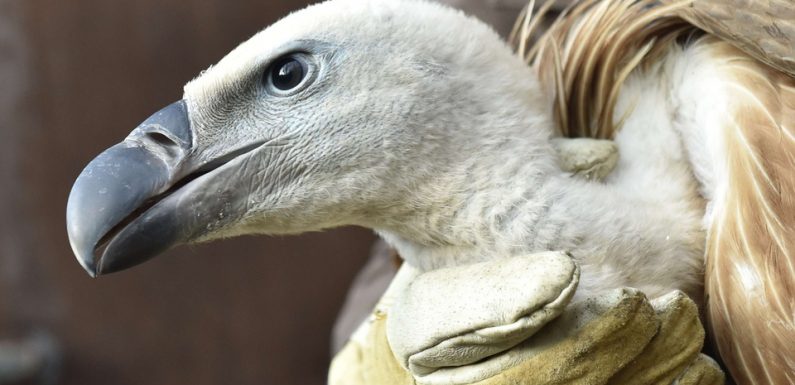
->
<box><xmin>140</xmin><ymin>130</ymin><xmax>185</xmax><ymax>162</ymax></box>
<box><xmin>125</xmin><ymin>100</ymin><xmax>193</xmax><ymax>165</ymax></box>
<box><xmin>146</xmin><ymin>131</ymin><xmax>180</xmax><ymax>149</ymax></box>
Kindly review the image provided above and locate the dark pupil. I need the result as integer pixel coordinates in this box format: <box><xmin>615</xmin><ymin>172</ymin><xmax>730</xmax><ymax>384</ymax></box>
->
<box><xmin>271</xmin><ymin>58</ymin><xmax>304</xmax><ymax>90</ymax></box>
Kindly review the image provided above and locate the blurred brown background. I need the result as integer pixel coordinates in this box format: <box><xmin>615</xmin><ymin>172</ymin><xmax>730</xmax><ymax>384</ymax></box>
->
<box><xmin>0</xmin><ymin>0</ymin><xmax>526</xmax><ymax>384</ymax></box>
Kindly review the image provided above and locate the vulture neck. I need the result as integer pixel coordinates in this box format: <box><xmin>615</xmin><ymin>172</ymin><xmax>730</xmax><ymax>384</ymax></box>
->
<box><xmin>372</xmin><ymin>50</ymin><xmax>706</xmax><ymax>300</ymax></box>
<box><xmin>375</xmin><ymin>133</ymin><xmax>702</xmax><ymax>299</ymax></box>
<box><xmin>375</xmin><ymin>156</ymin><xmax>584</xmax><ymax>272</ymax></box>
<box><xmin>370</xmin><ymin>107</ymin><xmax>599</xmax><ymax>272</ymax></box>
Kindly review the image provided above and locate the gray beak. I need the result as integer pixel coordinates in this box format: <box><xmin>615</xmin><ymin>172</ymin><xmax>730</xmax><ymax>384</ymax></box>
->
<box><xmin>68</xmin><ymin>99</ymin><xmax>266</xmax><ymax>277</ymax></box>
<box><xmin>66</xmin><ymin>100</ymin><xmax>194</xmax><ymax>276</ymax></box>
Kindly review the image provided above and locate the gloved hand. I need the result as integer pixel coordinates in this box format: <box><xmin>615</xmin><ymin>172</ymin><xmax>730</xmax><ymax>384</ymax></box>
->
<box><xmin>329</xmin><ymin>252</ymin><xmax>723</xmax><ymax>385</ymax></box>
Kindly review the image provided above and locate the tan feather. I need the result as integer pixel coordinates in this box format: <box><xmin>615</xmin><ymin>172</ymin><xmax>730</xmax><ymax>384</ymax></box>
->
<box><xmin>662</xmin><ymin>0</ymin><xmax>795</xmax><ymax>78</ymax></box>
<box><xmin>704</xmin><ymin>39</ymin><xmax>795</xmax><ymax>385</ymax></box>
<box><xmin>513</xmin><ymin>1</ymin><xmax>795</xmax><ymax>384</ymax></box>
<box><xmin>513</xmin><ymin>0</ymin><xmax>692</xmax><ymax>139</ymax></box>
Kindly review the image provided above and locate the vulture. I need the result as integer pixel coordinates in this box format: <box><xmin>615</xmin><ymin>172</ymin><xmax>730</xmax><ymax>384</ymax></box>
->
<box><xmin>66</xmin><ymin>0</ymin><xmax>794</xmax><ymax>384</ymax></box>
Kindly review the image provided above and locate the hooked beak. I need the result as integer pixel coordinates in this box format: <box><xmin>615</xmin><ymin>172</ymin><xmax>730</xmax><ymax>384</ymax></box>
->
<box><xmin>66</xmin><ymin>100</ymin><xmax>261</xmax><ymax>277</ymax></box>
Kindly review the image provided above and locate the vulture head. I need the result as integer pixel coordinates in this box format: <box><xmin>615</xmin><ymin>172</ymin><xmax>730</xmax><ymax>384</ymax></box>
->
<box><xmin>67</xmin><ymin>0</ymin><xmax>550</xmax><ymax>276</ymax></box>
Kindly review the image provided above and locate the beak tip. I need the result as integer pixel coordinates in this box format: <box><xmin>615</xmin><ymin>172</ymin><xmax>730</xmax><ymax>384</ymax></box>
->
<box><xmin>72</xmin><ymin>247</ymin><xmax>99</xmax><ymax>278</ymax></box>
<box><xmin>66</xmin><ymin>100</ymin><xmax>193</xmax><ymax>276</ymax></box>
<box><xmin>76</xmin><ymin>257</ymin><xmax>99</xmax><ymax>278</ymax></box>
<box><xmin>67</xmin><ymin>224</ymin><xmax>99</xmax><ymax>278</ymax></box>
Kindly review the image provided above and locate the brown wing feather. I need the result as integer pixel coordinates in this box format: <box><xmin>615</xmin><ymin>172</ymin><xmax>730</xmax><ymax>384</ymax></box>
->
<box><xmin>514</xmin><ymin>2</ymin><xmax>795</xmax><ymax>384</ymax></box>
<box><xmin>705</xmin><ymin>40</ymin><xmax>795</xmax><ymax>385</ymax></box>
<box><xmin>511</xmin><ymin>0</ymin><xmax>692</xmax><ymax>139</ymax></box>
<box><xmin>664</xmin><ymin>0</ymin><xmax>795</xmax><ymax>78</ymax></box>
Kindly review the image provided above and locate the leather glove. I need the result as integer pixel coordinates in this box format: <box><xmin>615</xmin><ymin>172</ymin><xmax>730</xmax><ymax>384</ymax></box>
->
<box><xmin>329</xmin><ymin>252</ymin><xmax>723</xmax><ymax>385</ymax></box>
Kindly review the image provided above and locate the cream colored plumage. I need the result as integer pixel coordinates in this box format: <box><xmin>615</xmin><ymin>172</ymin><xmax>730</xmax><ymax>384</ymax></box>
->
<box><xmin>513</xmin><ymin>1</ymin><xmax>795</xmax><ymax>383</ymax></box>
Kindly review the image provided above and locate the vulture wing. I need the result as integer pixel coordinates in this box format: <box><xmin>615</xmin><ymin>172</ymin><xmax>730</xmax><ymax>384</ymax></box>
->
<box><xmin>513</xmin><ymin>1</ymin><xmax>795</xmax><ymax>384</ymax></box>
<box><xmin>666</xmin><ymin>0</ymin><xmax>795</xmax><ymax>78</ymax></box>
<box><xmin>701</xmin><ymin>41</ymin><xmax>795</xmax><ymax>385</ymax></box>
<box><xmin>671</xmin><ymin>4</ymin><xmax>795</xmax><ymax>383</ymax></box>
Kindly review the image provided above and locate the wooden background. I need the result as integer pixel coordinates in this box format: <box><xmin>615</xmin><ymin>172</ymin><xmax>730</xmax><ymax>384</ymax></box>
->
<box><xmin>0</xmin><ymin>1</ymin><xmax>376</xmax><ymax>384</ymax></box>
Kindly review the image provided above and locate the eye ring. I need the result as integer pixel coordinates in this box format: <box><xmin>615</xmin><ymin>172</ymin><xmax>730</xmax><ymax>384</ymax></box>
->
<box><xmin>264</xmin><ymin>53</ymin><xmax>314</xmax><ymax>96</ymax></box>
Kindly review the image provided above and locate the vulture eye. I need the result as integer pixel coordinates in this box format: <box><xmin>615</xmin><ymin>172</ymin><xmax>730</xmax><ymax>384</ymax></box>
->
<box><xmin>266</xmin><ymin>55</ymin><xmax>309</xmax><ymax>94</ymax></box>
